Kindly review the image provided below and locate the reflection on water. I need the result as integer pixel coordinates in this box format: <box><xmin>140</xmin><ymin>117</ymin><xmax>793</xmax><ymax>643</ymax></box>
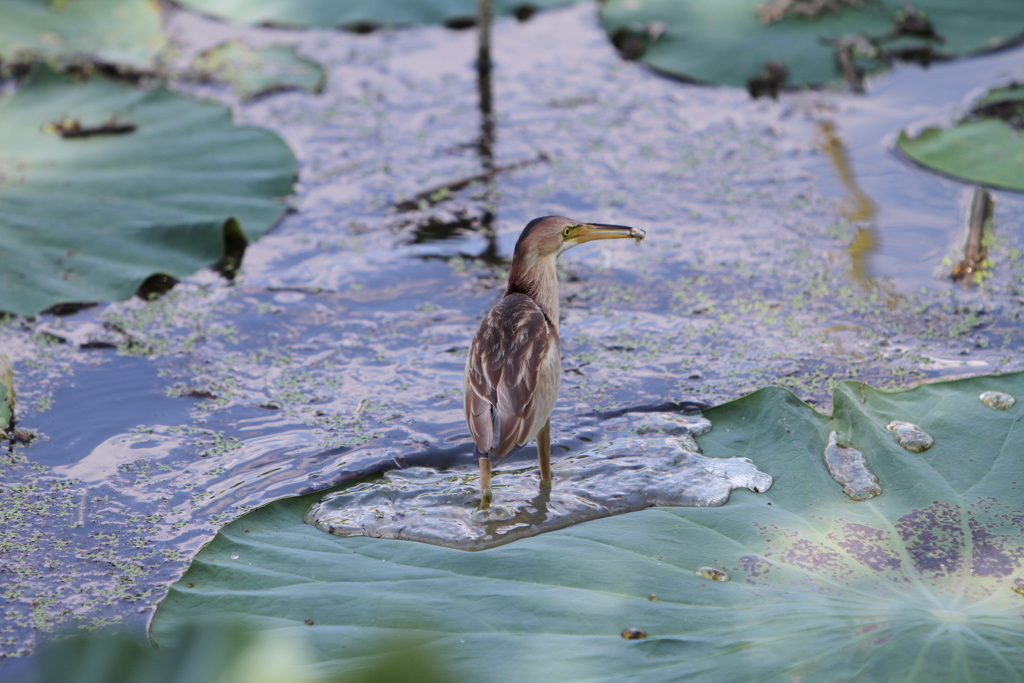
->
<box><xmin>305</xmin><ymin>412</ymin><xmax>771</xmax><ymax>549</ymax></box>
<box><xmin>818</xmin><ymin>120</ymin><xmax>878</xmax><ymax>283</ymax></box>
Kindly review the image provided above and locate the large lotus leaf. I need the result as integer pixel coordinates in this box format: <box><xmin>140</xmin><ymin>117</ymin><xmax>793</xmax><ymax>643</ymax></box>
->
<box><xmin>0</xmin><ymin>0</ymin><xmax>166</xmax><ymax>70</ymax></box>
<box><xmin>152</xmin><ymin>372</ymin><xmax>1024</xmax><ymax>681</ymax></box>
<box><xmin>897</xmin><ymin>86</ymin><xmax>1024</xmax><ymax>191</ymax></box>
<box><xmin>972</xmin><ymin>83</ymin><xmax>1024</xmax><ymax>110</ymax></box>
<box><xmin>28</xmin><ymin>623</ymin><xmax>453</xmax><ymax>683</ymax></box>
<box><xmin>176</xmin><ymin>0</ymin><xmax>577</xmax><ymax>29</ymax></box>
<box><xmin>0</xmin><ymin>66</ymin><xmax>295</xmax><ymax>317</ymax></box>
<box><xmin>600</xmin><ymin>0</ymin><xmax>1024</xmax><ymax>88</ymax></box>
<box><xmin>192</xmin><ymin>40</ymin><xmax>326</xmax><ymax>102</ymax></box>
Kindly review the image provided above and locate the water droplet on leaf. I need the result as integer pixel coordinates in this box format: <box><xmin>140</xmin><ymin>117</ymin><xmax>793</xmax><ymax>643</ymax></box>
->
<box><xmin>823</xmin><ymin>432</ymin><xmax>881</xmax><ymax>501</ymax></box>
<box><xmin>694</xmin><ymin>566</ymin><xmax>729</xmax><ymax>581</ymax></box>
<box><xmin>980</xmin><ymin>391</ymin><xmax>1015</xmax><ymax>410</ymax></box>
<box><xmin>885</xmin><ymin>421</ymin><xmax>934</xmax><ymax>452</ymax></box>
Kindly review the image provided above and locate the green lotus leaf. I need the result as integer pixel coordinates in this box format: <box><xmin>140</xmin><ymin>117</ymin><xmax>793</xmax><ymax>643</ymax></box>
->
<box><xmin>176</xmin><ymin>0</ymin><xmax>578</xmax><ymax>29</ymax></box>
<box><xmin>897</xmin><ymin>84</ymin><xmax>1024</xmax><ymax>191</ymax></box>
<box><xmin>192</xmin><ymin>40</ymin><xmax>326</xmax><ymax>102</ymax></box>
<box><xmin>31</xmin><ymin>623</ymin><xmax>456</xmax><ymax>683</ymax></box>
<box><xmin>0</xmin><ymin>66</ymin><xmax>295</xmax><ymax>317</ymax></box>
<box><xmin>0</xmin><ymin>0</ymin><xmax>166</xmax><ymax>70</ymax></box>
<box><xmin>599</xmin><ymin>0</ymin><xmax>1024</xmax><ymax>88</ymax></box>
<box><xmin>971</xmin><ymin>83</ymin><xmax>1024</xmax><ymax>111</ymax></box>
<box><xmin>152</xmin><ymin>371</ymin><xmax>1024</xmax><ymax>681</ymax></box>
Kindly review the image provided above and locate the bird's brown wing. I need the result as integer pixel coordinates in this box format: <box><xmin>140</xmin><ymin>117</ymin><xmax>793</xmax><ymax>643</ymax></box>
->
<box><xmin>464</xmin><ymin>293</ymin><xmax>561</xmax><ymax>463</ymax></box>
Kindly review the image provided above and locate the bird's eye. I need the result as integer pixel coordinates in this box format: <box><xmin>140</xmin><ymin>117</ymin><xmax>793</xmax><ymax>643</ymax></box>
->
<box><xmin>563</xmin><ymin>227</ymin><xmax>571</xmax><ymax>236</ymax></box>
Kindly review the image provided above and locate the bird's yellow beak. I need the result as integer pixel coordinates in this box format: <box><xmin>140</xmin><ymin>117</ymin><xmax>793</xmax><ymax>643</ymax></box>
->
<box><xmin>571</xmin><ymin>223</ymin><xmax>646</xmax><ymax>245</ymax></box>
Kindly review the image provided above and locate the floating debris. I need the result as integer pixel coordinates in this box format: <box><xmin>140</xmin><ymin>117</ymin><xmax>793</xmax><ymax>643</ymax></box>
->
<box><xmin>43</xmin><ymin>116</ymin><xmax>136</xmax><ymax>139</ymax></box>
<box><xmin>621</xmin><ymin>627</ymin><xmax>647</xmax><ymax>640</ymax></box>
<box><xmin>305</xmin><ymin>414</ymin><xmax>772</xmax><ymax>550</ymax></box>
<box><xmin>1013</xmin><ymin>578</ymin><xmax>1024</xmax><ymax>596</ymax></box>
<box><xmin>694</xmin><ymin>566</ymin><xmax>730</xmax><ymax>582</ymax></box>
<box><xmin>631</xmin><ymin>226</ymin><xmax>647</xmax><ymax>247</ymax></box>
<box><xmin>885</xmin><ymin>421</ymin><xmax>934</xmax><ymax>453</ymax></box>
<box><xmin>747</xmin><ymin>60</ymin><xmax>788</xmax><ymax>100</ymax></box>
<box><xmin>951</xmin><ymin>187</ymin><xmax>993</xmax><ymax>284</ymax></box>
<box><xmin>823</xmin><ymin>432</ymin><xmax>881</xmax><ymax>501</ymax></box>
<box><xmin>647</xmin><ymin>594</ymin><xmax>658</xmax><ymax>601</ymax></box>
<box><xmin>980</xmin><ymin>391</ymin><xmax>1015</xmax><ymax>410</ymax></box>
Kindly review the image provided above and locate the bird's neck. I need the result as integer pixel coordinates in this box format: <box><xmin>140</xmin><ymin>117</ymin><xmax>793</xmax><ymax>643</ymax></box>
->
<box><xmin>505</xmin><ymin>253</ymin><xmax>560</xmax><ymax>330</ymax></box>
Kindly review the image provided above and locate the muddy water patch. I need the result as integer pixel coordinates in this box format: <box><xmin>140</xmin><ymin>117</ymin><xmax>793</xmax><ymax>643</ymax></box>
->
<box><xmin>306</xmin><ymin>412</ymin><xmax>772</xmax><ymax>549</ymax></box>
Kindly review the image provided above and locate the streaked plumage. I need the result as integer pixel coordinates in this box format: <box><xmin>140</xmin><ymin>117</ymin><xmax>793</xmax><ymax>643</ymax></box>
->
<box><xmin>464</xmin><ymin>292</ymin><xmax>560</xmax><ymax>463</ymax></box>
<box><xmin>464</xmin><ymin>216</ymin><xmax>645</xmax><ymax>508</ymax></box>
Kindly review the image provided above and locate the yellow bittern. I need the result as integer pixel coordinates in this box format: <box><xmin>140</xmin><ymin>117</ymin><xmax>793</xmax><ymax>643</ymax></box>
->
<box><xmin>464</xmin><ymin>216</ymin><xmax>645</xmax><ymax>508</ymax></box>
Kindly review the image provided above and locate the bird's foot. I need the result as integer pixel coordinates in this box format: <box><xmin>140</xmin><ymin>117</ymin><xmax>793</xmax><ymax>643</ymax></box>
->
<box><xmin>479</xmin><ymin>487</ymin><xmax>493</xmax><ymax>510</ymax></box>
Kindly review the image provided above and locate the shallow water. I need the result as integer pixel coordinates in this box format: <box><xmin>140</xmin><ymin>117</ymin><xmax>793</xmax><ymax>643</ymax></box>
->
<box><xmin>306</xmin><ymin>412</ymin><xmax>771</xmax><ymax>550</ymax></box>
<box><xmin>2</xmin><ymin>1</ymin><xmax>1024</xmax><ymax>666</ymax></box>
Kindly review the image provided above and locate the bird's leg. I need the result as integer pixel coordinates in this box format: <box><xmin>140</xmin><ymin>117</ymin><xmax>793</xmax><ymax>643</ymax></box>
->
<box><xmin>478</xmin><ymin>457</ymin><xmax>493</xmax><ymax>509</ymax></box>
<box><xmin>537</xmin><ymin>419</ymin><xmax>552</xmax><ymax>486</ymax></box>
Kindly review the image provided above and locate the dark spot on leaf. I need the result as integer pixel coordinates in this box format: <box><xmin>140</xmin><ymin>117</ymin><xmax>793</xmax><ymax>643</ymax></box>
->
<box><xmin>621</xmin><ymin>627</ymin><xmax>646</xmax><ymax>640</ymax></box>
<box><xmin>895</xmin><ymin>502</ymin><xmax>963</xmax><ymax>575</ymax></box>
<box><xmin>967</xmin><ymin>497</ymin><xmax>1024</xmax><ymax>578</ymax></box>
<box><xmin>739</xmin><ymin>555</ymin><xmax>772</xmax><ymax>581</ymax></box>
<box><xmin>827</xmin><ymin>522</ymin><xmax>902</xmax><ymax>573</ymax></box>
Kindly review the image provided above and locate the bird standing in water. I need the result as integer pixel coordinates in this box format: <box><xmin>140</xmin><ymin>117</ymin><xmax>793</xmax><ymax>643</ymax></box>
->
<box><xmin>464</xmin><ymin>216</ymin><xmax>645</xmax><ymax>508</ymax></box>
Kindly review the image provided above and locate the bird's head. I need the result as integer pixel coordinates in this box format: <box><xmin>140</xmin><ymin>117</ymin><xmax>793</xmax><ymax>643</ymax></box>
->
<box><xmin>513</xmin><ymin>216</ymin><xmax>646</xmax><ymax>260</ymax></box>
